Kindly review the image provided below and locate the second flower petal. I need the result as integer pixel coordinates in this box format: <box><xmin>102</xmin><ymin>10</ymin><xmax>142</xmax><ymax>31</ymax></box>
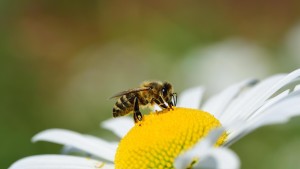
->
<box><xmin>32</xmin><ymin>129</ymin><xmax>116</xmax><ymax>162</ymax></box>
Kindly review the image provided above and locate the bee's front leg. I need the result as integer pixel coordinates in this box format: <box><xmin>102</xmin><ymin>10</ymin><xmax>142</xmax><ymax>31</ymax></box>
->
<box><xmin>133</xmin><ymin>97</ymin><xmax>143</xmax><ymax>123</ymax></box>
<box><xmin>168</xmin><ymin>101</ymin><xmax>174</xmax><ymax>110</ymax></box>
<box><xmin>153</xmin><ymin>97</ymin><xmax>168</xmax><ymax>110</ymax></box>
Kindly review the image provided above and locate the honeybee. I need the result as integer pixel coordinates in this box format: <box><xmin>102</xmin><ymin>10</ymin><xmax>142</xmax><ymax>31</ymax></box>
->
<box><xmin>110</xmin><ymin>81</ymin><xmax>177</xmax><ymax>123</ymax></box>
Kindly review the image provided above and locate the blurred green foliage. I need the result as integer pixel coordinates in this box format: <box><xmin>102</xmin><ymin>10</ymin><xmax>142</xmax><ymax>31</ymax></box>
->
<box><xmin>2</xmin><ymin>0</ymin><xmax>300</xmax><ymax>168</ymax></box>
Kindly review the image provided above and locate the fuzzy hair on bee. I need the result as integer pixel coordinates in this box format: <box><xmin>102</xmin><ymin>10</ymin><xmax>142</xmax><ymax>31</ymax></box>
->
<box><xmin>110</xmin><ymin>81</ymin><xmax>177</xmax><ymax>123</ymax></box>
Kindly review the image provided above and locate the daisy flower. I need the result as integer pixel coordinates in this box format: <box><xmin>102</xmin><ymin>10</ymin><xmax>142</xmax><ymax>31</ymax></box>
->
<box><xmin>9</xmin><ymin>69</ymin><xmax>300</xmax><ymax>169</ymax></box>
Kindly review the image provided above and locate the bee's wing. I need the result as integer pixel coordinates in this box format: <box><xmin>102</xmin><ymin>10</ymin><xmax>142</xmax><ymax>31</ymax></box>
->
<box><xmin>109</xmin><ymin>87</ymin><xmax>150</xmax><ymax>99</ymax></box>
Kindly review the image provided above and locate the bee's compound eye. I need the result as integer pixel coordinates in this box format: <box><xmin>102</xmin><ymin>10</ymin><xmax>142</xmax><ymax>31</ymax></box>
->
<box><xmin>162</xmin><ymin>88</ymin><xmax>167</xmax><ymax>96</ymax></box>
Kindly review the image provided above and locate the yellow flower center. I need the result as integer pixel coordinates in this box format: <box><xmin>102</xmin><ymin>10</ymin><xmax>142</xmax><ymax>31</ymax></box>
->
<box><xmin>115</xmin><ymin>107</ymin><xmax>227</xmax><ymax>169</ymax></box>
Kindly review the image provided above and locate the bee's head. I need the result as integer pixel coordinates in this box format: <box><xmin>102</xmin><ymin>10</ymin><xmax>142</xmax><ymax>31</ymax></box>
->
<box><xmin>144</xmin><ymin>81</ymin><xmax>177</xmax><ymax>107</ymax></box>
<box><xmin>161</xmin><ymin>82</ymin><xmax>177</xmax><ymax>107</ymax></box>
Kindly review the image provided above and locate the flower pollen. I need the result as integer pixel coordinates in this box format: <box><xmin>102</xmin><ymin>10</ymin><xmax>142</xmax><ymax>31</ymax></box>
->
<box><xmin>115</xmin><ymin>107</ymin><xmax>227</xmax><ymax>169</ymax></box>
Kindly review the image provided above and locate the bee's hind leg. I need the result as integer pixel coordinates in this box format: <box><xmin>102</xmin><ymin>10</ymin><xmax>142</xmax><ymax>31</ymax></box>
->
<box><xmin>133</xmin><ymin>97</ymin><xmax>143</xmax><ymax>123</ymax></box>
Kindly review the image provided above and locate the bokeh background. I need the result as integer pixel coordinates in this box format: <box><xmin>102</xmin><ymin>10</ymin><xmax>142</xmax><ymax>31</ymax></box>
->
<box><xmin>2</xmin><ymin>1</ymin><xmax>300</xmax><ymax>168</ymax></box>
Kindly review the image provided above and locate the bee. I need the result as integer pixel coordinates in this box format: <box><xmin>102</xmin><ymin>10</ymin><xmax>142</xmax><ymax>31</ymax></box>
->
<box><xmin>110</xmin><ymin>81</ymin><xmax>177</xmax><ymax>123</ymax></box>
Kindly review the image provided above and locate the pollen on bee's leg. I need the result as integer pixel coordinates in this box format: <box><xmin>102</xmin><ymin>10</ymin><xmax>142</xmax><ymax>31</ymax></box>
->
<box><xmin>169</xmin><ymin>105</ymin><xmax>175</xmax><ymax>111</ymax></box>
<box><xmin>133</xmin><ymin>112</ymin><xmax>143</xmax><ymax>124</ymax></box>
<box><xmin>137</xmin><ymin>114</ymin><xmax>143</xmax><ymax>121</ymax></box>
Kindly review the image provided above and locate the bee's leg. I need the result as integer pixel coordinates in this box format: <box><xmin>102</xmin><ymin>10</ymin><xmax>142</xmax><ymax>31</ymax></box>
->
<box><xmin>153</xmin><ymin>97</ymin><xmax>168</xmax><ymax>109</ymax></box>
<box><xmin>168</xmin><ymin>101</ymin><xmax>174</xmax><ymax>109</ymax></box>
<box><xmin>165</xmin><ymin>97</ymin><xmax>174</xmax><ymax>108</ymax></box>
<box><xmin>162</xmin><ymin>96</ymin><xmax>174</xmax><ymax>109</ymax></box>
<box><xmin>133</xmin><ymin>97</ymin><xmax>143</xmax><ymax>123</ymax></box>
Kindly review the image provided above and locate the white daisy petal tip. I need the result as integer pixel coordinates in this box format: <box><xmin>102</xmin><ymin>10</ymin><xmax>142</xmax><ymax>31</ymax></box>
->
<box><xmin>100</xmin><ymin>116</ymin><xmax>134</xmax><ymax>138</ymax></box>
<box><xmin>32</xmin><ymin>128</ymin><xmax>62</xmax><ymax>143</ymax></box>
<box><xmin>31</xmin><ymin>129</ymin><xmax>116</xmax><ymax>162</ymax></box>
<box><xmin>177</xmin><ymin>86</ymin><xmax>205</xmax><ymax>108</ymax></box>
<box><xmin>9</xmin><ymin>155</ymin><xmax>115</xmax><ymax>169</ymax></box>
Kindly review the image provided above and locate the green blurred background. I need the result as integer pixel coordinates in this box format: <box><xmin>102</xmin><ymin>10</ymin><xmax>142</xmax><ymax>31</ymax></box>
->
<box><xmin>2</xmin><ymin>1</ymin><xmax>300</xmax><ymax>168</ymax></box>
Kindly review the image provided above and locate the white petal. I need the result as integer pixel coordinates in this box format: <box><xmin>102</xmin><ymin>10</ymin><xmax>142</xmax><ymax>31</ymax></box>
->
<box><xmin>295</xmin><ymin>84</ymin><xmax>300</xmax><ymax>91</ymax></box>
<box><xmin>9</xmin><ymin>155</ymin><xmax>114</xmax><ymax>169</ymax></box>
<box><xmin>177</xmin><ymin>86</ymin><xmax>204</xmax><ymax>109</ymax></box>
<box><xmin>224</xmin><ymin>89</ymin><xmax>290</xmax><ymax>143</ymax></box>
<box><xmin>174</xmin><ymin>128</ymin><xmax>239</xmax><ymax>169</ymax></box>
<box><xmin>225</xmin><ymin>91</ymin><xmax>300</xmax><ymax>146</ymax></box>
<box><xmin>225</xmin><ymin>69</ymin><xmax>300</xmax><ymax>125</ymax></box>
<box><xmin>195</xmin><ymin>148</ymin><xmax>240</xmax><ymax>169</ymax></box>
<box><xmin>101</xmin><ymin>117</ymin><xmax>134</xmax><ymax>138</ymax></box>
<box><xmin>84</xmin><ymin>135</ymin><xmax>118</xmax><ymax>148</ymax></box>
<box><xmin>221</xmin><ymin>74</ymin><xmax>285</xmax><ymax>126</ymax></box>
<box><xmin>62</xmin><ymin>135</ymin><xmax>118</xmax><ymax>157</ymax></box>
<box><xmin>251</xmin><ymin>91</ymin><xmax>300</xmax><ymax>129</ymax></box>
<box><xmin>202</xmin><ymin>79</ymin><xmax>257</xmax><ymax>119</ymax></box>
<box><xmin>32</xmin><ymin>129</ymin><xmax>116</xmax><ymax>162</ymax></box>
<box><xmin>247</xmin><ymin>90</ymin><xmax>290</xmax><ymax>121</ymax></box>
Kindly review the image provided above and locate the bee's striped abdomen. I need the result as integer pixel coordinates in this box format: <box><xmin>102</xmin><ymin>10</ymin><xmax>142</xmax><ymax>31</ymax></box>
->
<box><xmin>112</xmin><ymin>93</ymin><xmax>135</xmax><ymax>117</ymax></box>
